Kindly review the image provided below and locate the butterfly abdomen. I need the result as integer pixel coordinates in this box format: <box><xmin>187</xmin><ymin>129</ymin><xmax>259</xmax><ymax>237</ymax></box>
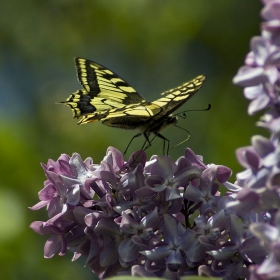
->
<box><xmin>102</xmin><ymin>113</ymin><xmax>177</xmax><ymax>135</ymax></box>
<box><xmin>102</xmin><ymin>116</ymin><xmax>151</xmax><ymax>130</ymax></box>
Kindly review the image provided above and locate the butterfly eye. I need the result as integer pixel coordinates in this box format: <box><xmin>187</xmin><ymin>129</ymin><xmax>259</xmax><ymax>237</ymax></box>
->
<box><xmin>168</xmin><ymin>116</ymin><xmax>178</xmax><ymax>125</ymax></box>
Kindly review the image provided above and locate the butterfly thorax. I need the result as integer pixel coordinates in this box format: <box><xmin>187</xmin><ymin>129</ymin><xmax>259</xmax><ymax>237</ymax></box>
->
<box><xmin>142</xmin><ymin>114</ymin><xmax>178</xmax><ymax>135</ymax></box>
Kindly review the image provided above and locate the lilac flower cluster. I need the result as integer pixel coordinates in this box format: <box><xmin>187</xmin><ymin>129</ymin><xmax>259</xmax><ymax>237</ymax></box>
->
<box><xmin>231</xmin><ymin>0</ymin><xmax>280</xmax><ymax>279</ymax></box>
<box><xmin>233</xmin><ymin>0</ymin><xmax>280</xmax><ymax>117</ymax></box>
<box><xmin>30</xmin><ymin>147</ymin><xmax>236</xmax><ymax>279</ymax></box>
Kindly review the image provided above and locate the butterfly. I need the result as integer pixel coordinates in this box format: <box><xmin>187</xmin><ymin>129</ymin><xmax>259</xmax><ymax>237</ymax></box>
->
<box><xmin>59</xmin><ymin>57</ymin><xmax>206</xmax><ymax>154</ymax></box>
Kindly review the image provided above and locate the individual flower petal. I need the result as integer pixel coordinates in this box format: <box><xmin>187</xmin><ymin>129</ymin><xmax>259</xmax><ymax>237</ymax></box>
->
<box><xmin>207</xmin><ymin>245</ymin><xmax>238</xmax><ymax>261</ymax></box>
<box><xmin>248</xmin><ymin>92</ymin><xmax>271</xmax><ymax>115</ymax></box>
<box><xmin>251</xmin><ymin>36</ymin><xmax>269</xmax><ymax>66</ymax></box>
<box><xmin>44</xmin><ymin>235</ymin><xmax>67</xmax><ymax>258</ymax></box>
<box><xmin>262</xmin><ymin>1</ymin><xmax>280</xmax><ymax>21</ymax></box>
<box><xmin>233</xmin><ymin>66</ymin><xmax>267</xmax><ymax>87</ymax></box>
<box><xmin>102</xmin><ymin>146</ymin><xmax>125</xmax><ymax>172</ymax></box>
<box><xmin>99</xmin><ymin>239</ymin><xmax>120</xmax><ymax>267</ymax></box>
<box><xmin>140</xmin><ymin>246</ymin><xmax>171</xmax><ymax>261</ymax></box>
<box><xmin>252</xmin><ymin>135</ymin><xmax>275</xmax><ymax>157</ymax></box>
<box><xmin>69</xmin><ymin>153</ymin><xmax>92</xmax><ymax>179</ymax></box>
<box><xmin>184</xmin><ymin>148</ymin><xmax>207</xmax><ymax>170</ymax></box>
<box><xmin>236</xmin><ymin>146</ymin><xmax>261</xmax><ymax>170</ymax></box>
<box><xmin>250</xmin><ymin>223</ymin><xmax>279</xmax><ymax>244</ymax></box>
<box><xmin>226</xmin><ymin>188</ymin><xmax>260</xmax><ymax>215</ymax></box>
<box><xmin>118</xmin><ymin>238</ymin><xmax>140</xmax><ymax>263</ymax></box>
<box><xmin>215</xmin><ymin>165</ymin><xmax>232</xmax><ymax>183</ymax></box>
<box><xmin>244</xmin><ymin>85</ymin><xmax>264</xmax><ymax>100</ymax></box>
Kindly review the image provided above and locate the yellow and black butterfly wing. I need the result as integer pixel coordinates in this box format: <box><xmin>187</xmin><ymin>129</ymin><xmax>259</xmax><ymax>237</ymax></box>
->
<box><xmin>101</xmin><ymin>75</ymin><xmax>206</xmax><ymax>132</ymax></box>
<box><xmin>59</xmin><ymin>57</ymin><xmax>145</xmax><ymax>122</ymax></box>
<box><xmin>153</xmin><ymin>74</ymin><xmax>206</xmax><ymax>115</ymax></box>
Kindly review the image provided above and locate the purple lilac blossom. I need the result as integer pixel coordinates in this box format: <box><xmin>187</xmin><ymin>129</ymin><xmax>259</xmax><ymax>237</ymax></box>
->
<box><xmin>30</xmin><ymin>147</ymin><xmax>233</xmax><ymax>279</ymax></box>
<box><xmin>230</xmin><ymin>0</ymin><xmax>280</xmax><ymax>279</ymax></box>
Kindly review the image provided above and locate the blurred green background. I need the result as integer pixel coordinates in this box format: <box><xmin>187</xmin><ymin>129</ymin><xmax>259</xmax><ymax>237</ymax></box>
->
<box><xmin>0</xmin><ymin>0</ymin><xmax>264</xmax><ymax>279</ymax></box>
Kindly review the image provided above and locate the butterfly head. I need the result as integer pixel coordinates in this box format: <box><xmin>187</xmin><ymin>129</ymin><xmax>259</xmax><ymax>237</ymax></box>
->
<box><xmin>152</xmin><ymin>115</ymin><xmax>178</xmax><ymax>133</ymax></box>
<box><xmin>166</xmin><ymin>115</ymin><xmax>178</xmax><ymax>126</ymax></box>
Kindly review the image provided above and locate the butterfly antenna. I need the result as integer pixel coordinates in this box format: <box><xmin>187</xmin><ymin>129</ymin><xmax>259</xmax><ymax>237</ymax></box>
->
<box><xmin>175</xmin><ymin>104</ymin><xmax>211</xmax><ymax>119</ymax></box>
<box><xmin>169</xmin><ymin>125</ymin><xmax>191</xmax><ymax>151</ymax></box>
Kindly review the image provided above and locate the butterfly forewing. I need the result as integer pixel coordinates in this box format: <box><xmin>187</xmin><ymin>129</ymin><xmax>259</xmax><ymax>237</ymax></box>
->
<box><xmin>155</xmin><ymin>75</ymin><xmax>206</xmax><ymax>114</ymax></box>
<box><xmin>60</xmin><ymin>57</ymin><xmax>144</xmax><ymax>120</ymax></box>
<box><xmin>75</xmin><ymin>57</ymin><xmax>144</xmax><ymax>103</ymax></box>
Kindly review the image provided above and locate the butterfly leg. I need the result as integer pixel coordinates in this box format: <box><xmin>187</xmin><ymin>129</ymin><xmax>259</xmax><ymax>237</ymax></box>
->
<box><xmin>154</xmin><ymin>132</ymin><xmax>170</xmax><ymax>155</ymax></box>
<box><xmin>124</xmin><ymin>132</ymin><xmax>142</xmax><ymax>155</ymax></box>
<box><xmin>141</xmin><ymin>133</ymin><xmax>153</xmax><ymax>151</ymax></box>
